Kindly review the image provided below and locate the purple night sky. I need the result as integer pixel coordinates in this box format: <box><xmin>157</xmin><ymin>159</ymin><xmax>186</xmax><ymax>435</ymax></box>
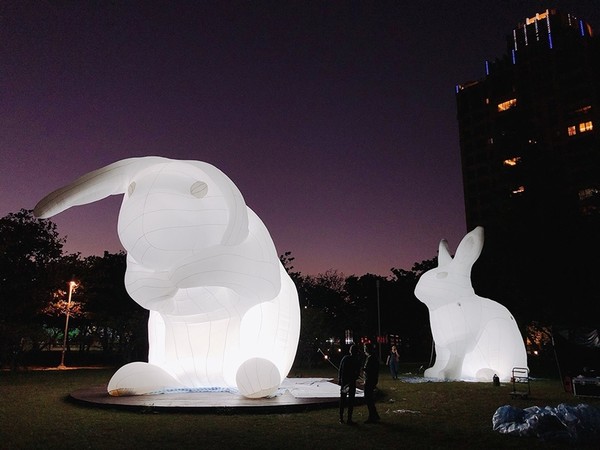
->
<box><xmin>2</xmin><ymin>1</ymin><xmax>599</xmax><ymax>276</ymax></box>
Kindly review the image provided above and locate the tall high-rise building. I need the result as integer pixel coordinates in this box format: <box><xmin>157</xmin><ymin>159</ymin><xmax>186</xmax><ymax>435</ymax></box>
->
<box><xmin>455</xmin><ymin>9</ymin><xmax>600</xmax><ymax>326</ymax></box>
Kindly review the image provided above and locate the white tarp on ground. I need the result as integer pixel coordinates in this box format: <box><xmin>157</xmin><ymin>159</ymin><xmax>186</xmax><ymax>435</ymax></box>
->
<box><xmin>277</xmin><ymin>378</ymin><xmax>364</xmax><ymax>398</ymax></box>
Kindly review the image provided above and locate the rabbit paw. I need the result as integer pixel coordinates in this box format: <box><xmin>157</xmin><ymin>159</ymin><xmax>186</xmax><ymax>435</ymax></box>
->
<box><xmin>235</xmin><ymin>358</ymin><xmax>281</xmax><ymax>398</ymax></box>
<box><xmin>107</xmin><ymin>362</ymin><xmax>183</xmax><ymax>396</ymax></box>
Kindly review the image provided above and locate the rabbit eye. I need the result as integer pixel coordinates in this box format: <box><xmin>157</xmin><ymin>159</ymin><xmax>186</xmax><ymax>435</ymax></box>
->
<box><xmin>436</xmin><ymin>272</ymin><xmax>448</xmax><ymax>279</ymax></box>
<box><xmin>190</xmin><ymin>181</ymin><xmax>208</xmax><ymax>198</ymax></box>
<box><xmin>128</xmin><ymin>182</ymin><xmax>136</xmax><ymax>197</ymax></box>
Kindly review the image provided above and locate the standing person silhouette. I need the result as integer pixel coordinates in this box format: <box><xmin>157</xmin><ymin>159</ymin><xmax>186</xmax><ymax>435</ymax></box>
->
<box><xmin>363</xmin><ymin>343</ymin><xmax>381</xmax><ymax>423</ymax></box>
<box><xmin>338</xmin><ymin>344</ymin><xmax>360</xmax><ymax>425</ymax></box>
<box><xmin>386</xmin><ymin>344</ymin><xmax>400</xmax><ymax>379</ymax></box>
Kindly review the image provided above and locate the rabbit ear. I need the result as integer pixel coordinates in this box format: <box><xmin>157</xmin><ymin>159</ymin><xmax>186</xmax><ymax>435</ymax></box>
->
<box><xmin>451</xmin><ymin>226</ymin><xmax>484</xmax><ymax>272</ymax></box>
<box><xmin>437</xmin><ymin>239</ymin><xmax>452</xmax><ymax>267</ymax></box>
<box><xmin>33</xmin><ymin>157</ymin><xmax>167</xmax><ymax>218</ymax></box>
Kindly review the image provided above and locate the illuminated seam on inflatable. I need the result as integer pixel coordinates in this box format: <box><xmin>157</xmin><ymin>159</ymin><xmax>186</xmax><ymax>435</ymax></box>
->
<box><xmin>34</xmin><ymin>157</ymin><xmax>301</xmax><ymax>398</ymax></box>
<box><xmin>414</xmin><ymin>226</ymin><xmax>528</xmax><ymax>381</ymax></box>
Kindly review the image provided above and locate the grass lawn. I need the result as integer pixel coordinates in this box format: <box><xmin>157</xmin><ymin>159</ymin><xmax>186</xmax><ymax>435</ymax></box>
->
<box><xmin>1</xmin><ymin>362</ymin><xmax>599</xmax><ymax>449</ymax></box>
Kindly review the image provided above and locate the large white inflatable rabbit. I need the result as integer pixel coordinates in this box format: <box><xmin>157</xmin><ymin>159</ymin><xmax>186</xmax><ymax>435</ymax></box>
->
<box><xmin>414</xmin><ymin>226</ymin><xmax>527</xmax><ymax>381</ymax></box>
<box><xmin>34</xmin><ymin>157</ymin><xmax>300</xmax><ymax>398</ymax></box>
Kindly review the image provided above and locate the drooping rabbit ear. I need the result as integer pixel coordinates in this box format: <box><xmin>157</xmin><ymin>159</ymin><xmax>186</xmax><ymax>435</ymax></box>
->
<box><xmin>437</xmin><ymin>239</ymin><xmax>452</xmax><ymax>267</ymax></box>
<box><xmin>33</xmin><ymin>157</ymin><xmax>167</xmax><ymax>218</ymax></box>
<box><xmin>451</xmin><ymin>226</ymin><xmax>484</xmax><ymax>273</ymax></box>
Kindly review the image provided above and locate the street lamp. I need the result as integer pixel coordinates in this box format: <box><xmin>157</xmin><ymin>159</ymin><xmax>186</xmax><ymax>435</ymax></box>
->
<box><xmin>58</xmin><ymin>281</ymin><xmax>77</xmax><ymax>369</ymax></box>
<box><xmin>376</xmin><ymin>279</ymin><xmax>382</xmax><ymax>363</ymax></box>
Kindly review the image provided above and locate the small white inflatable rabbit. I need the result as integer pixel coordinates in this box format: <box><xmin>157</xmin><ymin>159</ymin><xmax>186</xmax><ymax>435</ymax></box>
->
<box><xmin>414</xmin><ymin>226</ymin><xmax>527</xmax><ymax>381</ymax></box>
<box><xmin>34</xmin><ymin>157</ymin><xmax>300</xmax><ymax>398</ymax></box>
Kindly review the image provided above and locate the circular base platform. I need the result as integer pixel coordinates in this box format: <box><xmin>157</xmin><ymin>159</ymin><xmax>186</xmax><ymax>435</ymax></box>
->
<box><xmin>70</xmin><ymin>381</ymin><xmax>345</xmax><ymax>414</ymax></box>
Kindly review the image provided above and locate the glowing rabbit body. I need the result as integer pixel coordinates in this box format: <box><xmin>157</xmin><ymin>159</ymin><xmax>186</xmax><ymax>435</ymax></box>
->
<box><xmin>34</xmin><ymin>157</ymin><xmax>300</xmax><ymax>398</ymax></box>
<box><xmin>414</xmin><ymin>227</ymin><xmax>527</xmax><ymax>381</ymax></box>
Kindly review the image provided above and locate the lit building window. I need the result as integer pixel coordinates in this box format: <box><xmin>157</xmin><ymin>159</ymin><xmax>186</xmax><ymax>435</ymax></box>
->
<box><xmin>526</xmin><ymin>11</ymin><xmax>548</xmax><ymax>25</ymax></box>
<box><xmin>568</xmin><ymin>126</ymin><xmax>577</xmax><ymax>136</ymax></box>
<box><xmin>574</xmin><ymin>105</ymin><xmax>592</xmax><ymax>114</ymax></box>
<box><xmin>579</xmin><ymin>188</ymin><xmax>599</xmax><ymax>201</ymax></box>
<box><xmin>578</xmin><ymin>188</ymin><xmax>600</xmax><ymax>216</ymax></box>
<box><xmin>579</xmin><ymin>121</ymin><xmax>593</xmax><ymax>133</ymax></box>
<box><xmin>511</xmin><ymin>186</ymin><xmax>525</xmax><ymax>196</ymax></box>
<box><xmin>497</xmin><ymin>98</ymin><xmax>517</xmax><ymax>112</ymax></box>
<box><xmin>503</xmin><ymin>157</ymin><xmax>522</xmax><ymax>167</ymax></box>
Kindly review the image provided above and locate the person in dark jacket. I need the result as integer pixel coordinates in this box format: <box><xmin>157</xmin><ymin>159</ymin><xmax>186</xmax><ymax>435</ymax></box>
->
<box><xmin>338</xmin><ymin>344</ymin><xmax>361</xmax><ymax>425</ymax></box>
<box><xmin>363</xmin><ymin>343</ymin><xmax>380</xmax><ymax>423</ymax></box>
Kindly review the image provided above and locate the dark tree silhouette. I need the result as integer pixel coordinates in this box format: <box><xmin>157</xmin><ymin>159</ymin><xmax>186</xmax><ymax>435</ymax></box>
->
<box><xmin>0</xmin><ymin>209</ymin><xmax>64</xmax><ymax>366</ymax></box>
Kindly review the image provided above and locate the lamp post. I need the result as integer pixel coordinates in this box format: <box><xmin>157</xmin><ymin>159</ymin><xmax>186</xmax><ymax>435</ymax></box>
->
<box><xmin>58</xmin><ymin>281</ymin><xmax>77</xmax><ymax>369</ymax></box>
<box><xmin>376</xmin><ymin>279</ymin><xmax>382</xmax><ymax>363</ymax></box>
